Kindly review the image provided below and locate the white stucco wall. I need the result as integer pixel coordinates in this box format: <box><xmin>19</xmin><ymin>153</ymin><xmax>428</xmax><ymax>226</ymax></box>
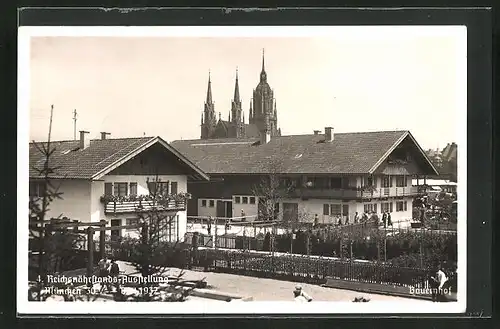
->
<box><xmin>198</xmin><ymin>198</ymin><xmax>218</xmax><ymax>217</ymax></box>
<box><xmin>232</xmin><ymin>195</ymin><xmax>259</xmax><ymax>220</ymax></box>
<box><xmin>35</xmin><ymin>179</ymin><xmax>93</xmax><ymax>222</ymax></box>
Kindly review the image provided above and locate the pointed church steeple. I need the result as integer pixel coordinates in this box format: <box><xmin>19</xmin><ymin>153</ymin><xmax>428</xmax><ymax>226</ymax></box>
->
<box><xmin>262</xmin><ymin>49</ymin><xmax>265</xmax><ymax>72</ymax></box>
<box><xmin>260</xmin><ymin>49</ymin><xmax>267</xmax><ymax>82</ymax></box>
<box><xmin>206</xmin><ymin>70</ymin><xmax>213</xmax><ymax>104</ymax></box>
<box><xmin>201</xmin><ymin>70</ymin><xmax>217</xmax><ymax>139</ymax></box>
<box><xmin>233</xmin><ymin>67</ymin><xmax>240</xmax><ymax>102</ymax></box>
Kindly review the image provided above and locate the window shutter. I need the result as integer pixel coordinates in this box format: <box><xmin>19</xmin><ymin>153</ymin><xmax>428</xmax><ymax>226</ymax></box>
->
<box><xmin>323</xmin><ymin>204</ymin><xmax>329</xmax><ymax>216</ymax></box>
<box><xmin>404</xmin><ymin>201</ymin><xmax>407</xmax><ymax>211</ymax></box>
<box><xmin>171</xmin><ymin>181</ymin><xmax>178</xmax><ymax>194</ymax></box>
<box><xmin>129</xmin><ymin>183</ymin><xmax>137</xmax><ymax>196</ymax></box>
<box><xmin>147</xmin><ymin>182</ymin><xmax>156</xmax><ymax>195</ymax></box>
<box><xmin>390</xmin><ymin>202</ymin><xmax>393</xmax><ymax>213</ymax></box>
<box><xmin>104</xmin><ymin>183</ymin><xmax>113</xmax><ymax>196</ymax></box>
<box><xmin>374</xmin><ymin>204</ymin><xmax>378</xmax><ymax>213</ymax></box>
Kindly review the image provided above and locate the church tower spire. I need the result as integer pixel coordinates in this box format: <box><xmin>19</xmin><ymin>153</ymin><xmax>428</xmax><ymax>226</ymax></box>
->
<box><xmin>206</xmin><ymin>70</ymin><xmax>213</xmax><ymax>104</ymax></box>
<box><xmin>234</xmin><ymin>67</ymin><xmax>240</xmax><ymax>102</ymax></box>
<box><xmin>260</xmin><ymin>48</ymin><xmax>267</xmax><ymax>82</ymax></box>
<box><xmin>201</xmin><ymin>70</ymin><xmax>216</xmax><ymax>139</ymax></box>
<box><xmin>231</xmin><ymin>67</ymin><xmax>244</xmax><ymax>138</ymax></box>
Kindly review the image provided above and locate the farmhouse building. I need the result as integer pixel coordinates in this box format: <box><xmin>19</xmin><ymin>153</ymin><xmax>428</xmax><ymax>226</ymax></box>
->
<box><xmin>29</xmin><ymin>132</ymin><xmax>209</xmax><ymax>242</ymax></box>
<box><xmin>171</xmin><ymin>128</ymin><xmax>439</xmax><ymax>225</ymax></box>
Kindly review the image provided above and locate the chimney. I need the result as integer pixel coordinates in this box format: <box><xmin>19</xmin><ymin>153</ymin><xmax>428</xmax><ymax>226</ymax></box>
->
<box><xmin>79</xmin><ymin>130</ymin><xmax>90</xmax><ymax>149</ymax></box>
<box><xmin>325</xmin><ymin>127</ymin><xmax>334</xmax><ymax>142</ymax></box>
<box><xmin>100</xmin><ymin>132</ymin><xmax>111</xmax><ymax>140</ymax></box>
<box><xmin>313</xmin><ymin>130</ymin><xmax>321</xmax><ymax>135</ymax></box>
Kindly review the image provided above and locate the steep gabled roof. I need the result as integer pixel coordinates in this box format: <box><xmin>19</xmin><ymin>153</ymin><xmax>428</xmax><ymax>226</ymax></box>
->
<box><xmin>171</xmin><ymin>130</ymin><xmax>438</xmax><ymax>175</ymax></box>
<box><xmin>29</xmin><ymin>136</ymin><xmax>209</xmax><ymax>180</ymax></box>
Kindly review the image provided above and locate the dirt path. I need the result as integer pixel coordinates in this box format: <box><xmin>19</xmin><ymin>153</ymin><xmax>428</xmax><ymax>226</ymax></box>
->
<box><xmin>115</xmin><ymin>261</ymin><xmax>431</xmax><ymax>302</ymax></box>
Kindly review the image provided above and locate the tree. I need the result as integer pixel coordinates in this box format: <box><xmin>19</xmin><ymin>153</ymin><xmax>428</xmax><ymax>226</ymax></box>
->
<box><xmin>251</xmin><ymin>158</ymin><xmax>292</xmax><ymax>223</ymax></box>
<box><xmin>28</xmin><ymin>105</ymin><xmax>69</xmax><ymax>301</ymax></box>
<box><xmin>109</xmin><ymin>174</ymin><xmax>200</xmax><ymax>302</ymax></box>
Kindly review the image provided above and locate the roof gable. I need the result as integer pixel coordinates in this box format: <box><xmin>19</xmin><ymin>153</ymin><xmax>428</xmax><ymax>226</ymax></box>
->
<box><xmin>29</xmin><ymin>136</ymin><xmax>209</xmax><ymax>180</ymax></box>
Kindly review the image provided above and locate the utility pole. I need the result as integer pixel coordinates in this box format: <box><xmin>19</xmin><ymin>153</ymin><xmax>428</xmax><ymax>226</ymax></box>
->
<box><xmin>73</xmin><ymin>109</ymin><xmax>78</xmax><ymax>140</ymax></box>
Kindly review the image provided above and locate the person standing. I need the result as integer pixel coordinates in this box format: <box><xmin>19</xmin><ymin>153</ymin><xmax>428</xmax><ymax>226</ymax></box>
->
<box><xmin>387</xmin><ymin>212</ymin><xmax>392</xmax><ymax>227</ymax></box>
<box><xmin>109</xmin><ymin>258</ymin><xmax>120</xmax><ymax>293</ymax></box>
<box><xmin>97</xmin><ymin>255</ymin><xmax>111</xmax><ymax>292</ymax></box>
<box><xmin>436</xmin><ymin>265</ymin><xmax>449</xmax><ymax>301</ymax></box>
<box><xmin>241</xmin><ymin>209</ymin><xmax>246</xmax><ymax>222</ymax></box>
<box><xmin>206</xmin><ymin>216</ymin><xmax>212</xmax><ymax>235</ymax></box>
<box><xmin>428</xmin><ymin>267</ymin><xmax>439</xmax><ymax>302</ymax></box>
<box><xmin>354</xmin><ymin>212</ymin><xmax>360</xmax><ymax>224</ymax></box>
<box><xmin>382</xmin><ymin>212</ymin><xmax>387</xmax><ymax>228</ymax></box>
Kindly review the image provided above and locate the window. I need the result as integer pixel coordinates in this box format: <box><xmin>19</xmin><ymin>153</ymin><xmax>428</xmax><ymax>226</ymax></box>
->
<box><xmin>104</xmin><ymin>183</ymin><xmax>113</xmax><ymax>196</ymax></box>
<box><xmin>170</xmin><ymin>181</ymin><xmax>178</xmax><ymax>195</ymax></box>
<box><xmin>330</xmin><ymin>204</ymin><xmax>342</xmax><ymax>217</ymax></box>
<box><xmin>126</xmin><ymin>218</ymin><xmax>139</xmax><ymax>227</ymax></box>
<box><xmin>329</xmin><ymin>177</ymin><xmax>342</xmax><ymax>189</ymax></box>
<box><xmin>382</xmin><ymin>176</ymin><xmax>393</xmax><ymax>188</ymax></box>
<box><xmin>323</xmin><ymin>204</ymin><xmax>329</xmax><ymax>216</ymax></box>
<box><xmin>396</xmin><ymin>176</ymin><xmax>408</xmax><ymax>187</ymax></box>
<box><xmin>201</xmin><ymin>199</ymin><xmax>207</xmax><ymax>207</ymax></box>
<box><xmin>209</xmin><ymin>200</ymin><xmax>215</xmax><ymax>208</ymax></box>
<box><xmin>234</xmin><ymin>196</ymin><xmax>241</xmax><ymax>204</ymax></box>
<box><xmin>147</xmin><ymin>181</ymin><xmax>169</xmax><ymax>195</ymax></box>
<box><xmin>363</xmin><ymin>176</ymin><xmax>374</xmax><ymax>187</ymax></box>
<box><xmin>364</xmin><ymin>203</ymin><xmax>378</xmax><ymax>213</ymax></box>
<box><xmin>242</xmin><ymin>196</ymin><xmax>248</xmax><ymax>204</ymax></box>
<box><xmin>29</xmin><ymin>182</ymin><xmax>46</xmax><ymax>197</ymax></box>
<box><xmin>249</xmin><ymin>197</ymin><xmax>256</xmax><ymax>204</ymax></box>
<box><xmin>129</xmin><ymin>182</ymin><xmax>137</xmax><ymax>196</ymax></box>
<box><xmin>396</xmin><ymin>201</ymin><xmax>408</xmax><ymax>212</ymax></box>
<box><xmin>114</xmin><ymin>183</ymin><xmax>128</xmax><ymax>196</ymax></box>
<box><xmin>381</xmin><ymin>202</ymin><xmax>393</xmax><ymax>213</ymax></box>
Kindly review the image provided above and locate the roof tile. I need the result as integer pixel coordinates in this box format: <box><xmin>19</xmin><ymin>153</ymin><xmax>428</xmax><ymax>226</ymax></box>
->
<box><xmin>170</xmin><ymin>131</ymin><xmax>408</xmax><ymax>174</ymax></box>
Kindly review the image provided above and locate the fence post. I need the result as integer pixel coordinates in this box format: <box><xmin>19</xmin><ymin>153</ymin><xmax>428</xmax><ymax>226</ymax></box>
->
<box><xmin>214</xmin><ymin>221</ymin><xmax>218</xmax><ymax>250</ymax></box>
<box><xmin>86</xmin><ymin>227</ymin><xmax>94</xmax><ymax>277</ymax></box>
<box><xmin>99</xmin><ymin>219</ymin><xmax>106</xmax><ymax>260</ymax></box>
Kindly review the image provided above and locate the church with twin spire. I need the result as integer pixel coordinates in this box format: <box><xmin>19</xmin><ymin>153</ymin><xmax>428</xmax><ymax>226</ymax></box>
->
<box><xmin>200</xmin><ymin>51</ymin><xmax>281</xmax><ymax>140</ymax></box>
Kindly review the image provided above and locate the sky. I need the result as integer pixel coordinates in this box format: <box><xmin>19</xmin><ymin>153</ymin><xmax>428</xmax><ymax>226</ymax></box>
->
<box><xmin>27</xmin><ymin>27</ymin><xmax>466</xmax><ymax>150</ymax></box>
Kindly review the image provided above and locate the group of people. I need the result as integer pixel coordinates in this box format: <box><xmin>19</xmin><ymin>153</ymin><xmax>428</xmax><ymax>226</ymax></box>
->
<box><xmin>312</xmin><ymin>211</ymin><xmax>394</xmax><ymax>228</ymax></box>
<box><xmin>97</xmin><ymin>255</ymin><xmax>121</xmax><ymax>293</ymax></box>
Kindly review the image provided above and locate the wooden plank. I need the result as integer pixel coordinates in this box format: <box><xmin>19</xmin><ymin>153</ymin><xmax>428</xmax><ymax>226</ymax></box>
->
<box><xmin>92</xmin><ymin>224</ymin><xmax>143</xmax><ymax>232</ymax></box>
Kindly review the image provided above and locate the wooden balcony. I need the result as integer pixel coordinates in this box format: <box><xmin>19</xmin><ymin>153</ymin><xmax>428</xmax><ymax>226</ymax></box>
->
<box><xmin>104</xmin><ymin>200</ymin><xmax>186</xmax><ymax>214</ymax></box>
<box><xmin>358</xmin><ymin>186</ymin><xmax>420</xmax><ymax>199</ymax></box>
<box><xmin>289</xmin><ymin>188</ymin><xmax>359</xmax><ymax>199</ymax></box>
<box><xmin>288</xmin><ymin>186</ymin><xmax>420</xmax><ymax>200</ymax></box>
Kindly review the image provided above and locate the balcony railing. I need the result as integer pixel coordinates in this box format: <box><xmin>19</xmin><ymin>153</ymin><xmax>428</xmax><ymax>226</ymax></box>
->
<box><xmin>288</xmin><ymin>186</ymin><xmax>420</xmax><ymax>199</ymax></box>
<box><xmin>103</xmin><ymin>199</ymin><xmax>186</xmax><ymax>214</ymax></box>
<box><xmin>100</xmin><ymin>193</ymin><xmax>191</xmax><ymax>214</ymax></box>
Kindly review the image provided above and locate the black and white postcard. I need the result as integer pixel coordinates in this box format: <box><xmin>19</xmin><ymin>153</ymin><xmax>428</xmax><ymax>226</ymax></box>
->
<box><xmin>18</xmin><ymin>25</ymin><xmax>467</xmax><ymax>314</ymax></box>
